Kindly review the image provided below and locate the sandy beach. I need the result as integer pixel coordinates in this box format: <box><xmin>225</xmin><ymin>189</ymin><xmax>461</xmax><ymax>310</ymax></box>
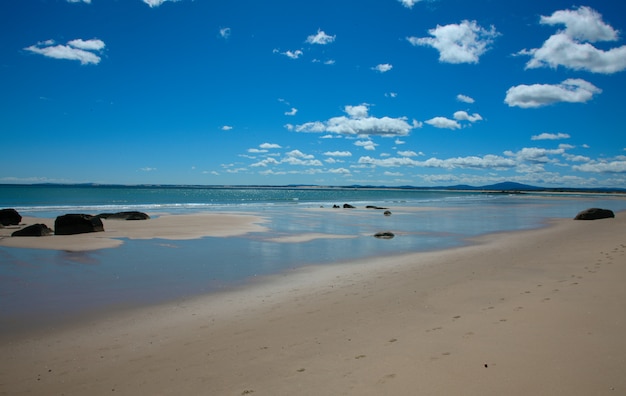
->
<box><xmin>0</xmin><ymin>213</ymin><xmax>268</xmax><ymax>251</ymax></box>
<box><xmin>1</xmin><ymin>212</ymin><xmax>625</xmax><ymax>395</ymax></box>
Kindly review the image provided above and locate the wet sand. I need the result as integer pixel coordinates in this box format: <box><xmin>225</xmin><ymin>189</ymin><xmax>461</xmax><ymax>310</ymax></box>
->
<box><xmin>0</xmin><ymin>213</ymin><xmax>268</xmax><ymax>251</ymax></box>
<box><xmin>1</xmin><ymin>213</ymin><xmax>625</xmax><ymax>395</ymax></box>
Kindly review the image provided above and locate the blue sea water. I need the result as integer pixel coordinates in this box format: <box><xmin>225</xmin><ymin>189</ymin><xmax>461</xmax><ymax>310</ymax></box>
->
<box><xmin>1</xmin><ymin>184</ymin><xmax>625</xmax><ymax>329</ymax></box>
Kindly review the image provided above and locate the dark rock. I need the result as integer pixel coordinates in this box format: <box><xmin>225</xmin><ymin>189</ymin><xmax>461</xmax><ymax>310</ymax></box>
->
<box><xmin>373</xmin><ymin>231</ymin><xmax>395</xmax><ymax>239</ymax></box>
<box><xmin>384</xmin><ymin>210</ymin><xmax>392</xmax><ymax>216</ymax></box>
<box><xmin>574</xmin><ymin>208</ymin><xmax>615</xmax><ymax>220</ymax></box>
<box><xmin>343</xmin><ymin>204</ymin><xmax>356</xmax><ymax>209</ymax></box>
<box><xmin>333</xmin><ymin>205</ymin><xmax>341</xmax><ymax>208</ymax></box>
<box><xmin>366</xmin><ymin>205</ymin><xmax>388</xmax><ymax>210</ymax></box>
<box><xmin>12</xmin><ymin>223</ymin><xmax>53</xmax><ymax>237</ymax></box>
<box><xmin>0</xmin><ymin>208</ymin><xmax>22</xmax><ymax>226</ymax></box>
<box><xmin>55</xmin><ymin>214</ymin><xmax>104</xmax><ymax>235</ymax></box>
<box><xmin>97</xmin><ymin>211</ymin><xmax>150</xmax><ymax>220</ymax></box>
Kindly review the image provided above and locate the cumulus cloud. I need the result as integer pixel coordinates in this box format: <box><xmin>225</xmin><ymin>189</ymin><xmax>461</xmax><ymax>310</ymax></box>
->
<box><xmin>425</xmin><ymin>117</ymin><xmax>461</xmax><ymax>130</ymax></box>
<box><xmin>398</xmin><ymin>0</ymin><xmax>421</xmax><ymax>8</ymax></box>
<box><xmin>541</xmin><ymin>6</ymin><xmax>618</xmax><ymax>43</ymax></box>
<box><xmin>453</xmin><ymin>111</ymin><xmax>482</xmax><ymax>122</ymax></box>
<box><xmin>531</xmin><ymin>132</ymin><xmax>571</xmax><ymax>140</ymax></box>
<box><xmin>324</xmin><ymin>151</ymin><xmax>352</xmax><ymax>157</ymax></box>
<box><xmin>504</xmin><ymin>147</ymin><xmax>565</xmax><ymax>163</ymax></box>
<box><xmin>260</xmin><ymin>143</ymin><xmax>282</xmax><ymax>149</ymax></box>
<box><xmin>573</xmin><ymin>159</ymin><xmax>626</xmax><ymax>173</ymax></box>
<box><xmin>456</xmin><ymin>94</ymin><xmax>475</xmax><ymax>103</ymax></box>
<box><xmin>306</xmin><ymin>29</ymin><xmax>336</xmax><ymax>45</ymax></box>
<box><xmin>358</xmin><ymin>154</ymin><xmax>516</xmax><ymax>170</ymax></box>
<box><xmin>285</xmin><ymin>108</ymin><xmax>298</xmax><ymax>116</ymax></box>
<box><xmin>221</xmin><ymin>125</ymin><xmax>233</xmax><ymax>131</ymax></box>
<box><xmin>282</xmin><ymin>150</ymin><xmax>323</xmax><ymax>166</ymax></box>
<box><xmin>407</xmin><ymin>20</ymin><xmax>499</xmax><ymax>64</ymax></box>
<box><xmin>504</xmin><ymin>78</ymin><xmax>602</xmax><ymax>108</ymax></box>
<box><xmin>292</xmin><ymin>104</ymin><xmax>420</xmax><ymax>137</ymax></box>
<box><xmin>372</xmin><ymin>63</ymin><xmax>393</xmax><ymax>73</ymax></box>
<box><xmin>24</xmin><ymin>38</ymin><xmax>105</xmax><ymax>65</ymax></box>
<box><xmin>519</xmin><ymin>6</ymin><xmax>626</xmax><ymax>74</ymax></box>
<box><xmin>143</xmin><ymin>0</ymin><xmax>180</xmax><ymax>7</ymax></box>
<box><xmin>355</xmin><ymin>140</ymin><xmax>378</xmax><ymax>151</ymax></box>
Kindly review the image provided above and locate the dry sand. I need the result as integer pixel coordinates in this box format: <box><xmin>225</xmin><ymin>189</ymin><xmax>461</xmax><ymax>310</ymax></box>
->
<box><xmin>1</xmin><ymin>213</ymin><xmax>625</xmax><ymax>395</ymax></box>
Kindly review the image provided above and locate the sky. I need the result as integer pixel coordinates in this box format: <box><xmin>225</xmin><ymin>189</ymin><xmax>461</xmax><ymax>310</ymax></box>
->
<box><xmin>2</xmin><ymin>0</ymin><xmax>626</xmax><ymax>187</ymax></box>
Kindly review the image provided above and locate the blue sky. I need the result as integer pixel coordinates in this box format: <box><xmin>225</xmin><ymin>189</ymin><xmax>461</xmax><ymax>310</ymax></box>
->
<box><xmin>2</xmin><ymin>0</ymin><xmax>626</xmax><ymax>187</ymax></box>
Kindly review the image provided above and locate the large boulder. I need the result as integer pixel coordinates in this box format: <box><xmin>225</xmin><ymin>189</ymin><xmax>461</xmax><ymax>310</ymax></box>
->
<box><xmin>574</xmin><ymin>208</ymin><xmax>615</xmax><ymax>220</ymax></box>
<box><xmin>0</xmin><ymin>208</ymin><xmax>22</xmax><ymax>226</ymax></box>
<box><xmin>97</xmin><ymin>211</ymin><xmax>150</xmax><ymax>220</ymax></box>
<box><xmin>343</xmin><ymin>203</ymin><xmax>356</xmax><ymax>209</ymax></box>
<box><xmin>55</xmin><ymin>214</ymin><xmax>104</xmax><ymax>235</ymax></box>
<box><xmin>12</xmin><ymin>223</ymin><xmax>53</xmax><ymax>237</ymax></box>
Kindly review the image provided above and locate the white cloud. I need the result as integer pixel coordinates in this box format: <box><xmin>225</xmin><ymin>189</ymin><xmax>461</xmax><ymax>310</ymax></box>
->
<box><xmin>519</xmin><ymin>6</ymin><xmax>626</xmax><ymax>74</ymax></box>
<box><xmin>285</xmin><ymin>107</ymin><xmax>298</xmax><ymax>116</ymax></box>
<box><xmin>24</xmin><ymin>38</ymin><xmax>105</xmax><ymax>65</ymax></box>
<box><xmin>504</xmin><ymin>147</ymin><xmax>565</xmax><ymax>163</ymax></box>
<box><xmin>286</xmin><ymin>149</ymin><xmax>314</xmax><ymax>159</ymax></box>
<box><xmin>143</xmin><ymin>0</ymin><xmax>180</xmax><ymax>7</ymax></box>
<box><xmin>251</xmin><ymin>158</ymin><xmax>280</xmax><ymax>167</ymax></box>
<box><xmin>531</xmin><ymin>132</ymin><xmax>571</xmax><ymax>141</ymax></box>
<box><xmin>456</xmin><ymin>94</ymin><xmax>475</xmax><ymax>103</ymax></box>
<box><xmin>372</xmin><ymin>63</ymin><xmax>393</xmax><ymax>73</ymax></box>
<box><xmin>398</xmin><ymin>0</ymin><xmax>421</xmax><ymax>9</ymax></box>
<box><xmin>248</xmin><ymin>148</ymin><xmax>268</xmax><ymax>154</ymax></box>
<box><xmin>386</xmin><ymin>92</ymin><xmax>398</xmax><ymax>98</ymax></box>
<box><xmin>306</xmin><ymin>29</ymin><xmax>336</xmax><ymax>45</ymax></box>
<box><xmin>395</xmin><ymin>139</ymin><xmax>405</xmax><ymax>145</ymax></box>
<box><xmin>67</xmin><ymin>0</ymin><xmax>91</xmax><ymax>3</ymax></box>
<box><xmin>274</xmin><ymin>49</ymin><xmax>303</xmax><ymax>59</ymax></box>
<box><xmin>573</xmin><ymin>159</ymin><xmax>626</xmax><ymax>173</ymax></box>
<box><xmin>282</xmin><ymin>150</ymin><xmax>323</xmax><ymax>166</ymax></box>
<box><xmin>140</xmin><ymin>167</ymin><xmax>157</xmax><ymax>172</ymax></box>
<box><xmin>358</xmin><ymin>154</ymin><xmax>516</xmax><ymax>170</ymax></box>
<box><xmin>259</xmin><ymin>143</ymin><xmax>282</xmax><ymax>149</ymax></box>
<box><xmin>453</xmin><ymin>111</ymin><xmax>482</xmax><ymax>122</ymax></box>
<box><xmin>324</xmin><ymin>151</ymin><xmax>352</xmax><ymax>157</ymax></box>
<box><xmin>219</xmin><ymin>27</ymin><xmax>231</xmax><ymax>39</ymax></box>
<box><xmin>221</xmin><ymin>125</ymin><xmax>233</xmax><ymax>131</ymax></box>
<box><xmin>397</xmin><ymin>150</ymin><xmax>420</xmax><ymax>157</ymax></box>
<box><xmin>66</xmin><ymin>39</ymin><xmax>105</xmax><ymax>51</ymax></box>
<box><xmin>355</xmin><ymin>140</ymin><xmax>378</xmax><ymax>151</ymax></box>
<box><xmin>293</xmin><ymin>104</ymin><xmax>420</xmax><ymax>137</ymax></box>
<box><xmin>425</xmin><ymin>117</ymin><xmax>461</xmax><ymax>130</ymax></box>
<box><xmin>328</xmin><ymin>168</ymin><xmax>351</xmax><ymax>174</ymax></box>
<box><xmin>540</xmin><ymin>6</ymin><xmax>618</xmax><ymax>43</ymax></box>
<box><xmin>407</xmin><ymin>20</ymin><xmax>499</xmax><ymax>64</ymax></box>
<box><xmin>505</xmin><ymin>78</ymin><xmax>602</xmax><ymax>108</ymax></box>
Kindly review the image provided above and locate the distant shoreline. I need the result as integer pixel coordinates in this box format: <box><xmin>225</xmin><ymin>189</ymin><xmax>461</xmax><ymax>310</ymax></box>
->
<box><xmin>2</xmin><ymin>181</ymin><xmax>625</xmax><ymax>194</ymax></box>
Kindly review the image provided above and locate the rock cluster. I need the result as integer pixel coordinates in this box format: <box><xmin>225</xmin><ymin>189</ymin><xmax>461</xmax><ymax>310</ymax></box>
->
<box><xmin>2</xmin><ymin>208</ymin><xmax>150</xmax><ymax>237</ymax></box>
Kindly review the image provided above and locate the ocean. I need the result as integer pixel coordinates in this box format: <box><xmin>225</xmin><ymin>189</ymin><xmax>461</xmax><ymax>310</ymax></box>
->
<box><xmin>2</xmin><ymin>184</ymin><xmax>625</xmax><ymax>329</ymax></box>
